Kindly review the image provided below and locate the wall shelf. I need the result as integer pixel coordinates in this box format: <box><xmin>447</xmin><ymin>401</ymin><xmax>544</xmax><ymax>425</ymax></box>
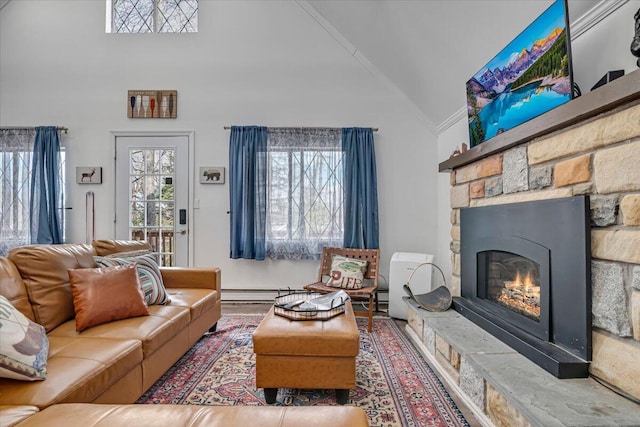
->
<box><xmin>439</xmin><ymin>69</ymin><xmax>640</xmax><ymax>172</ymax></box>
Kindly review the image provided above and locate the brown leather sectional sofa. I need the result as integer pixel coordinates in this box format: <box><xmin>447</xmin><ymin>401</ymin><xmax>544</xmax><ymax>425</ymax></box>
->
<box><xmin>5</xmin><ymin>403</ymin><xmax>369</xmax><ymax>426</ymax></box>
<box><xmin>0</xmin><ymin>240</ymin><xmax>369</xmax><ymax>427</ymax></box>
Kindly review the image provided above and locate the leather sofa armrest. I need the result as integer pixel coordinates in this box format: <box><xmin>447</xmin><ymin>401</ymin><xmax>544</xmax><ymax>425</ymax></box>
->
<box><xmin>160</xmin><ymin>267</ymin><xmax>220</xmax><ymax>293</ymax></box>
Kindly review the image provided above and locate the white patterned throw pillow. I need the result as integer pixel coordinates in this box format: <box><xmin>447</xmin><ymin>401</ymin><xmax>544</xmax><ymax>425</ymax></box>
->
<box><xmin>326</xmin><ymin>255</ymin><xmax>368</xmax><ymax>290</ymax></box>
<box><xmin>0</xmin><ymin>295</ymin><xmax>49</xmax><ymax>381</ymax></box>
<box><xmin>94</xmin><ymin>254</ymin><xmax>170</xmax><ymax>305</ymax></box>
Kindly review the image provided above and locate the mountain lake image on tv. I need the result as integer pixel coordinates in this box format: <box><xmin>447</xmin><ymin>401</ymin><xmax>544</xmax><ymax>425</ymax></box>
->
<box><xmin>466</xmin><ymin>0</ymin><xmax>572</xmax><ymax>147</ymax></box>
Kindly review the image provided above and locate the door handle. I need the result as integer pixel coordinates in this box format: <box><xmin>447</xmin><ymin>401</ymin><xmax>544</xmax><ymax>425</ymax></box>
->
<box><xmin>178</xmin><ymin>229</ymin><xmax>187</xmax><ymax>235</ymax></box>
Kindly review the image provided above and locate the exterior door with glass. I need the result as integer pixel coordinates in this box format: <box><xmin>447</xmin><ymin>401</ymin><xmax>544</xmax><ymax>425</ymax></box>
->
<box><xmin>115</xmin><ymin>134</ymin><xmax>189</xmax><ymax>266</ymax></box>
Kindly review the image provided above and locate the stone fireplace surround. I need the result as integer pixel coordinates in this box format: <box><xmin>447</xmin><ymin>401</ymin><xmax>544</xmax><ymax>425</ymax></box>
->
<box><xmin>404</xmin><ymin>70</ymin><xmax>640</xmax><ymax>426</ymax></box>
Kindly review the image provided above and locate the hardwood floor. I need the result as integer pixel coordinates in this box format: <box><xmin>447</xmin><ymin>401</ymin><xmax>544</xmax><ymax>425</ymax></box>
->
<box><xmin>220</xmin><ymin>301</ymin><xmax>483</xmax><ymax>426</ymax></box>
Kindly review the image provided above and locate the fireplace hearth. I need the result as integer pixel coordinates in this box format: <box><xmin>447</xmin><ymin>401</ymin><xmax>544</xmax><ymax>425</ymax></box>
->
<box><xmin>455</xmin><ymin>195</ymin><xmax>591</xmax><ymax>378</ymax></box>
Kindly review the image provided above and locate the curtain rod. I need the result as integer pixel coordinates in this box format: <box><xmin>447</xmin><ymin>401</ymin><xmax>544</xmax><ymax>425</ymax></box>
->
<box><xmin>224</xmin><ymin>126</ymin><xmax>378</xmax><ymax>132</ymax></box>
<box><xmin>1</xmin><ymin>126</ymin><xmax>69</xmax><ymax>134</ymax></box>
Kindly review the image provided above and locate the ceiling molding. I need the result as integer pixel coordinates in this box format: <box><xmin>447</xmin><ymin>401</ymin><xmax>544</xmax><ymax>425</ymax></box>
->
<box><xmin>437</xmin><ymin>106</ymin><xmax>467</xmax><ymax>134</ymax></box>
<box><xmin>436</xmin><ymin>0</ymin><xmax>630</xmax><ymax>134</ymax></box>
<box><xmin>570</xmin><ymin>0</ymin><xmax>629</xmax><ymax>40</ymax></box>
<box><xmin>296</xmin><ymin>0</ymin><xmax>437</xmax><ymax>134</ymax></box>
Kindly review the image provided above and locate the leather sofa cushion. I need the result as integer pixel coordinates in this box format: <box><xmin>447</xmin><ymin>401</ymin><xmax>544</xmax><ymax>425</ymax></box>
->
<box><xmin>0</xmin><ymin>336</ymin><xmax>142</xmax><ymax>409</ymax></box>
<box><xmin>49</xmin><ymin>306</ymin><xmax>190</xmax><ymax>358</ymax></box>
<box><xmin>8</xmin><ymin>244</ymin><xmax>96</xmax><ymax>332</ymax></box>
<box><xmin>253</xmin><ymin>302</ymin><xmax>359</xmax><ymax>357</ymax></box>
<box><xmin>68</xmin><ymin>265</ymin><xmax>150</xmax><ymax>332</ymax></box>
<box><xmin>167</xmin><ymin>288</ymin><xmax>218</xmax><ymax>320</ymax></box>
<box><xmin>0</xmin><ymin>405</ymin><xmax>39</xmax><ymax>427</ymax></box>
<box><xmin>92</xmin><ymin>240</ymin><xmax>152</xmax><ymax>257</ymax></box>
<box><xmin>13</xmin><ymin>404</ymin><xmax>370</xmax><ymax>427</ymax></box>
<box><xmin>0</xmin><ymin>258</ymin><xmax>35</xmax><ymax>322</ymax></box>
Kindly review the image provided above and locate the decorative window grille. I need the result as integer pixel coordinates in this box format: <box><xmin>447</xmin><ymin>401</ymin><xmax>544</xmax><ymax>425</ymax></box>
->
<box><xmin>265</xmin><ymin>129</ymin><xmax>344</xmax><ymax>260</ymax></box>
<box><xmin>108</xmin><ymin>0</ymin><xmax>198</xmax><ymax>33</ymax></box>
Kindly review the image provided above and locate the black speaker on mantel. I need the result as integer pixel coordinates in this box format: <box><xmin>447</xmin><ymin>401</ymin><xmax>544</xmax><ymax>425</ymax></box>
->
<box><xmin>591</xmin><ymin>70</ymin><xmax>625</xmax><ymax>91</ymax></box>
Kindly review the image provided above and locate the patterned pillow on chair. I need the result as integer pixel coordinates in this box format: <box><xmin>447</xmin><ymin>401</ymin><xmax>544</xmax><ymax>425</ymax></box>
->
<box><xmin>0</xmin><ymin>295</ymin><xmax>49</xmax><ymax>381</ymax></box>
<box><xmin>94</xmin><ymin>254</ymin><xmax>170</xmax><ymax>305</ymax></box>
<box><xmin>326</xmin><ymin>255</ymin><xmax>368</xmax><ymax>290</ymax></box>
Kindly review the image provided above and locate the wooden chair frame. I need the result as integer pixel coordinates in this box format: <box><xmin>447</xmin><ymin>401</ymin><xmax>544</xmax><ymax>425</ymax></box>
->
<box><xmin>304</xmin><ymin>247</ymin><xmax>380</xmax><ymax>332</ymax></box>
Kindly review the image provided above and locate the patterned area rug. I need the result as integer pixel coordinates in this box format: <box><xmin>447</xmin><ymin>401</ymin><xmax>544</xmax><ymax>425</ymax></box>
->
<box><xmin>138</xmin><ymin>315</ymin><xmax>470</xmax><ymax>427</ymax></box>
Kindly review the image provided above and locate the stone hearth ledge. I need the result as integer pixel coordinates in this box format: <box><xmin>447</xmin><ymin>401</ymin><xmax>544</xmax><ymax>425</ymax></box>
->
<box><xmin>403</xmin><ymin>298</ymin><xmax>640</xmax><ymax>427</ymax></box>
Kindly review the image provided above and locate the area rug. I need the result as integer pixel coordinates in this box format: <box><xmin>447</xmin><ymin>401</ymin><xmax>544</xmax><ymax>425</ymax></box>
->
<box><xmin>138</xmin><ymin>315</ymin><xmax>470</xmax><ymax>427</ymax></box>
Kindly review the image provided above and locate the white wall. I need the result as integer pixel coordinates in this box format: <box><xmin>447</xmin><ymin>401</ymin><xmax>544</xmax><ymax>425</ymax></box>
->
<box><xmin>435</xmin><ymin>0</ymin><xmax>640</xmax><ymax>282</ymax></box>
<box><xmin>571</xmin><ymin>1</ymin><xmax>640</xmax><ymax>93</ymax></box>
<box><xmin>0</xmin><ymin>1</ymin><xmax>438</xmax><ymax>299</ymax></box>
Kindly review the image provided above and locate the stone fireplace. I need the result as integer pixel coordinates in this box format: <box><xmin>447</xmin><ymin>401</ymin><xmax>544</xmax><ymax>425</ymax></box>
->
<box><xmin>457</xmin><ymin>196</ymin><xmax>591</xmax><ymax>378</ymax></box>
<box><xmin>404</xmin><ymin>70</ymin><xmax>640</xmax><ymax>426</ymax></box>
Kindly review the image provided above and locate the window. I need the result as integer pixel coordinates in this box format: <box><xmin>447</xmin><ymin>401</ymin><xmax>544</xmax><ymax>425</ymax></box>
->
<box><xmin>0</xmin><ymin>129</ymin><xmax>65</xmax><ymax>256</ymax></box>
<box><xmin>229</xmin><ymin>126</ymin><xmax>378</xmax><ymax>261</ymax></box>
<box><xmin>107</xmin><ymin>0</ymin><xmax>198</xmax><ymax>33</ymax></box>
<box><xmin>266</xmin><ymin>129</ymin><xmax>344</xmax><ymax>260</ymax></box>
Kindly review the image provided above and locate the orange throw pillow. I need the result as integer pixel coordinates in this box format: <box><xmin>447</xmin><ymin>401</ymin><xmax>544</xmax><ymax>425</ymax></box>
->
<box><xmin>68</xmin><ymin>264</ymin><xmax>150</xmax><ymax>332</ymax></box>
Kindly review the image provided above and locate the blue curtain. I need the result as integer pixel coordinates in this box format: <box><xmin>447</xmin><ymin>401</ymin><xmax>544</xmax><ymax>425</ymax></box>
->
<box><xmin>229</xmin><ymin>126</ymin><xmax>268</xmax><ymax>260</ymax></box>
<box><xmin>29</xmin><ymin>126</ymin><xmax>63</xmax><ymax>244</ymax></box>
<box><xmin>342</xmin><ymin>127</ymin><xmax>379</xmax><ymax>249</ymax></box>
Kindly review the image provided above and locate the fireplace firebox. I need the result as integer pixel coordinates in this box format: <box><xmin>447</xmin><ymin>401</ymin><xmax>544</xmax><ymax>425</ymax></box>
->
<box><xmin>455</xmin><ymin>196</ymin><xmax>591</xmax><ymax>378</ymax></box>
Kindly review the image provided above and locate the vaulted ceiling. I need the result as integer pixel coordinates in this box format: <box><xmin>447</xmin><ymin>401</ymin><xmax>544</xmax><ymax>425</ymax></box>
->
<box><xmin>306</xmin><ymin>0</ymin><xmax>601</xmax><ymax>130</ymax></box>
<box><xmin>0</xmin><ymin>0</ymin><xmax>603</xmax><ymax>131</ymax></box>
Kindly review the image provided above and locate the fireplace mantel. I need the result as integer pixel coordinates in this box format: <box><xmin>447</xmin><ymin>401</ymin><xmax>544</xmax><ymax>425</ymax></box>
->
<box><xmin>439</xmin><ymin>69</ymin><xmax>640</xmax><ymax>172</ymax></box>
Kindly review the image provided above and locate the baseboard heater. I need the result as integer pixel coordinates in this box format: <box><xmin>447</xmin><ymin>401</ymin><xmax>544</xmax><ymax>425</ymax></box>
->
<box><xmin>222</xmin><ymin>289</ymin><xmax>389</xmax><ymax>303</ymax></box>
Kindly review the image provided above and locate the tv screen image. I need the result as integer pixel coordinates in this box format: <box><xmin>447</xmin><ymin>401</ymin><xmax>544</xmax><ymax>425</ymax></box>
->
<box><xmin>466</xmin><ymin>0</ymin><xmax>572</xmax><ymax>147</ymax></box>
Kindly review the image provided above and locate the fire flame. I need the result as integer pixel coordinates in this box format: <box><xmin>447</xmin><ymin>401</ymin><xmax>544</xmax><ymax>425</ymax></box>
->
<box><xmin>499</xmin><ymin>269</ymin><xmax>541</xmax><ymax>319</ymax></box>
<box><xmin>513</xmin><ymin>271</ymin><xmax>535</xmax><ymax>287</ymax></box>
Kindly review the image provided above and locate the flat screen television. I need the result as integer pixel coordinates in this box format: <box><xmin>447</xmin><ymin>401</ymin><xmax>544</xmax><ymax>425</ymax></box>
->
<box><xmin>466</xmin><ymin>0</ymin><xmax>573</xmax><ymax>147</ymax></box>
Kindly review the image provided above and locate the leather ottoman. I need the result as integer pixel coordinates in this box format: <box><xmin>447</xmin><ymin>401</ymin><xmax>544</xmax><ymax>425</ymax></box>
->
<box><xmin>252</xmin><ymin>300</ymin><xmax>360</xmax><ymax>404</ymax></box>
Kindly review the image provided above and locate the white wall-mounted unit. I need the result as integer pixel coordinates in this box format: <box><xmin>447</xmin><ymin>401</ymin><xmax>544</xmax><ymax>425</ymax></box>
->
<box><xmin>389</xmin><ymin>252</ymin><xmax>434</xmax><ymax>320</ymax></box>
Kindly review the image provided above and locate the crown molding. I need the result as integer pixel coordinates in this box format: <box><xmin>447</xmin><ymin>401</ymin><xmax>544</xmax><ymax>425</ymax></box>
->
<box><xmin>437</xmin><ymin>106</ymin><xmax>467</xmax><ymax>134</ymax></box>
<box><xmin>570</xmin><ymin>0</ymin><xmax>629</xmax><ymax>40</ymax></box>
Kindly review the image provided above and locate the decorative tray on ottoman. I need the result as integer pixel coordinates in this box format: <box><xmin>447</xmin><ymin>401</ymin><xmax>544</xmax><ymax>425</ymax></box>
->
<box><xmin>274</xmin><ymin>290</ymin><xmax>349</xmax><ymax>321</ymax></box>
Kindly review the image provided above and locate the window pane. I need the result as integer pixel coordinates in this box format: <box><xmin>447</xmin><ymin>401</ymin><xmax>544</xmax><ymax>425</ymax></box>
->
<box><xmin>130</xmin><ymin>149</ymin><xmax>144</xmax><ymax>174</ymax></box>
<box><xmin>130</xmin><ymin>228</ymin><xmax>145</xmax><ymax>241</ymax></box>
<box><xmin>145</xmin><ymin>176</ymin><xmax>161</xmax><ymax>200</ymax></box>
<box><xmin>266</xmin><ymin>129</ymin><xmax>343</xmax><ymax>259</ymax></box>
<box><xmin>130</xmin><ymin>176</ymin><xmax>144</xmax><ymax>201</ymax></box>
<box><xmin>159</xmin><ymin>202</ymin><xmax>174</xmax><ymax>226</ymax></box>
<box><xmin>146</xmin><ymin>202</ymin><xmax>160</xmax><ymax>226</ymax></box>
<box><xmin>157</xmin><ymin>0</ymin><xmax>198</xmax><ymax>33</ymax></box>
<box><xmin>160</xmin><ymin>149</ymin><xmax>174</xmax><ymax>174</ymax></box>
<box><xmin>146</xmin><ymin>149</ymin><xmax>160</xmax><ymax>174</ymax></box>
<box><xmin>268</xmin><ymin>152</ymin><xmax>289</xmax><ymax>239</ymax></box>
<box><xmin>160</xmin><ymin>177</ymin><xmax>174</xmax><ymax>201</ymax></box>
<box><xmin>130</xmin><ymin>202</ymin><xmax>145</xmax><ymax>226</ymax></box>
<box><xmin>0</xmin><ymin>151</ymin><xmax>32</xmax><ymax>251</ymax></box>
<box><xmin>112</xmin><ymin>0</ymin><xmax>154</xmax><ymax>33</ymax></box>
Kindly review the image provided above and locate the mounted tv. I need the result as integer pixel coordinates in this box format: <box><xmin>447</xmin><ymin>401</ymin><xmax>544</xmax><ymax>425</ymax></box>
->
<box><xmin>466</xmin><ymin>0</ymin><xmax>573</xmax><ymax>147</ymax></box>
